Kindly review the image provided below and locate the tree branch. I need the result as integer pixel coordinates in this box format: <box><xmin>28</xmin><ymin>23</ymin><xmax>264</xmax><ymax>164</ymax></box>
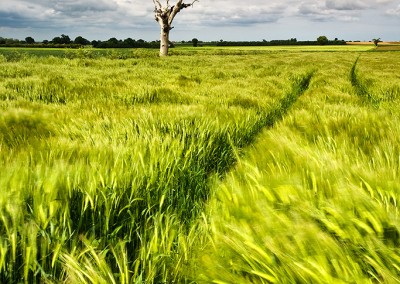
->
<box><xmin>168</xmin><ymin>0</ymin><xmax>198</xmax><ymax>25</ymax></box>
<box><xmin>189</xmin><ymin>0</ymin><xmax>199</xmax><ymax>7</ymax></box>
<box><xmin>153</xmin><ymin>0</ymin><xmax>199</xmax><ymax>26</ymax></box>
<box><xmin>153</xmin><ymin>0</ymin><xmax>162</xmax><ymax>11</ymax></box>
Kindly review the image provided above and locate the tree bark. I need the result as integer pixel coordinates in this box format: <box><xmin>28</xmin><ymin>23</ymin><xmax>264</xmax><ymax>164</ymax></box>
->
<box><xmin>159</xmin><ymin>25</ymin><xmax>170</xmax><ymax>57</ymax></box>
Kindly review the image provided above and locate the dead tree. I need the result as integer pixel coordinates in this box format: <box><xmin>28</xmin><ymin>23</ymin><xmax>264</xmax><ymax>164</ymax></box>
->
<box><xmin>373</xmin><ymin>38</ymin><xmax>381</xmax><ymax>47</ymax></box>
<box><xmin>153</xmin><ymin>0</ymin><xmax>198</xmax><ymax>56</ymax></box>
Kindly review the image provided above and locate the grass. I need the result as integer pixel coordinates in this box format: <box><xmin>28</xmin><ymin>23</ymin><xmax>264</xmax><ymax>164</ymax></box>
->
<box><xmin>0</xmin><ymin>44</ymin><xmax>374</xmax><ymax>60</ymax></box>
<box><xmin>375</xmin><ymin>45</ymin><xmax>400</xmax><ymax>51</ymax></box>
<box><xmin>0</xmin><ymin>46</ymin><xmax>399</xmax><ymax>283</ymax></box>
<box><xmin>193</xmin><ymin>50</ymin><xmax>400</xmax><ymax>283</ymax></box>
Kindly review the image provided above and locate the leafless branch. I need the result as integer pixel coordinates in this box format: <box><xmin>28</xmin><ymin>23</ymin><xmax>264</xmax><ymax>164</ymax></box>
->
<box><xmin>190</xmin><ymin>0</ymin><xmax>199</xmax><ymax>6</ymax></box>
<box><xmin>168</xmin><ymin>0</ymin><xmax>199</xmax><ymax>25</ymax></box>
<box><xmin>153</xmin><ymin>0</ymin><xmax>199</xmax><ymax>26</ymax></box>
<box><xmin>153</xmin><ymin>0</ymin><xmax>162</xmax><ymax>11</ymax></box>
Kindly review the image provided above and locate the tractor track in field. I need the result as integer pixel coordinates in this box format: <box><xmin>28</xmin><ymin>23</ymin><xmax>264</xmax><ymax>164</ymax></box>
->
<box><xmin>350</xmin><ymin>56</ymin><xmax>380</xmax><ymax>107</ymax></box>
<box><xmin>222</xmin><ymin>70</ymin><xmax>315</xmax><ymax>161</ymax></box>
<box><xmin>238</xmin><ymin>70</ymin><xmax>315</xmax><ymax>150</ymax></box>
<box><xmin>263</xmin><ymin>71</ymin><xmax>314</xmax><ymax>128</ymax></box>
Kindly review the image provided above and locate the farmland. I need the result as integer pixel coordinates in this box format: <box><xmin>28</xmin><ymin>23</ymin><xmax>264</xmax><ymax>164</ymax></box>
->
<box><xmin>0</xmin><ymin>45</ymin><xmax>400</xmax><ymax>283</ymax></box>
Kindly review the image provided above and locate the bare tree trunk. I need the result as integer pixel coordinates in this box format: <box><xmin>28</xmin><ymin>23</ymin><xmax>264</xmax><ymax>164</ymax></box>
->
<box><xmin>153</xmin><ymin>0</ymin><xmax>198</xmax><ymax>56</ymax></box>
<box><xmin>159</xmin><ymin>25</ymin><xmax>170</xmax><ymax>57</ymax></box>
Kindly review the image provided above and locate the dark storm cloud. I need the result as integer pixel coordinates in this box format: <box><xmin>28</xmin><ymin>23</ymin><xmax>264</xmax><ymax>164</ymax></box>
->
<box><xmin>0</xmin><ymin>1</ymin><xmax>56</xmax><ymax>29</ymax></box>
<box><xmin>0</xmin><ymin>11</ymin><xmax>30</xmax><ymax>28</ymax></box>
<box><xmin>0</xmin><ymin>0</ymin><xmax>122</xmax><ymax>30</ymax></box>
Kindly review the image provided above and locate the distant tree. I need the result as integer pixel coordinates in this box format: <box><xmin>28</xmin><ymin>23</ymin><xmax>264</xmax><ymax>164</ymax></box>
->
<box><xmin>153</xmin><ymin>0</ymin><xmax>199</xmax><ymax>56</ymax></box>
<box><xmin>108</xmin><ymin>37</ymin><xmax>119</xmax><ymax>45</ymax></box>
<box><xmin>25</xmin><ymin>37</ymin><xmax>35</xmax><ymax>44</ymax></box>
<box><xmin>52</xmin><ymin>34</ymin><xmax>71</xmax><ymax>44</ymax></box>
<box><xmin>52</xmin><ymin>36</ymin><xmax>62</xmax><ymax>44</ymax></box>
<box><xmin>42</xmin><ymin>40</ymin><xmax>49</xmax><ymax>44</ymax></box>
<box><xmin>0</xmin><ymin>37</ymin><xmax>5</xmax><ymax>44</ymax></box>
<box><xmin>5</xmin><ymin>38</ymin><xmax>20</xmax><ymax>44</ymax></box>
<box><xmin>317</xmin><ymin>35</ymin><xmax>328</xmax><ymax>45</ymax></box>
<box><xmin>192</xmin><ymin>38</ymin><xmax>198</xmax><ymax>47</ymax></box>
<box><xmin>91</xmin><ymin>40</ymin><xmax>100</xmax><ymax>47</ymax></box>
<box><xmin>124</xmin><ymin>37</ymin><xmax>135</xmax><ymax>46</ymax></box>
<box><xmin>74</xmin><ymin>36</ymin><xmax>90</xmax><ymax>45</ymax></box>
<box><xmin>61</xmin><ymin>34</ymin><xmax>71</xmax><ymax>44</ymax></box>
<box><xmin>373</xmin><ymin>38</ymin><xmax>381</xmax><ymax>46</ymax></box>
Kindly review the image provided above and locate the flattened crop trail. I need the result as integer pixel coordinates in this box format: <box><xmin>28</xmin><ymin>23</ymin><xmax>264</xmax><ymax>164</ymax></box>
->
<box><xmin>264</xmin><ymin>71</ymin><xmax>314</xmax><ymax>128</ymax></box>
<box><xmin>350</xmin><ymin>56</ymin><xmax>380</xmax><ymax>107</ymax></box>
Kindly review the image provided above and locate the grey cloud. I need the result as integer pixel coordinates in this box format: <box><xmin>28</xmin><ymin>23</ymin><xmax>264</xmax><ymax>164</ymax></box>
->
<box><xmin>297</xmin><ymin>0</ymin><xmax>397</xmax><ymax>21</ymax></box>
<box><xmin>298</xmin><ymin>2</ymin><xmax>336</xmax><ymax>21</ymax></box>
<box><xmin>53</xmin><ymin>0</ymin><xmax>118</xmax><ymax>17</ymax></box>
<box><xmin>181</xmin><ymin>2</ymin><xmax>288</xmax><ymax>26</ymax></box>
<box><xmin>0</xmin><ymin>1</ymin><xmax>57</xmax><ymax>28</ymax></box>
<box><xmin>0</xmin><ymin>11</ymin><xmax>37</xmax><ymax>28</ymax></box>
<box><xmin>0</xmin><ymin>0</ymin><xmax>136</xmax><ymax>30</ymax></box>
<box><xmin>324</xmin><ymin>0</ymin><xmax>396</xmax><ymax>10</ymax></box>
<box><xmin>325</xmin><ymin>0</ymin><xmax>367</xmax><ymax>10</ymax></box>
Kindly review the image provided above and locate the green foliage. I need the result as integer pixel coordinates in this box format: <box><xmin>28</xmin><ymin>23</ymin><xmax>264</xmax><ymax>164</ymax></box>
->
<box><xmin>52</xmin><ymin>34</ymin><xmax>72</xmax><ymax>45</ymax></box>
<box><xmin>25</xmin><ymin>37</ymin><xmax>35</xmax><ymax>44</ymax></box>
<box><xmin>317</xmin><ymin>35</ymin><xmax>329</xmax><ymax>45</ymax></box>
<box><xmin>73</xmin><ymin>36</ymin><xmax>90</xmax><ymax>46</ymax></box>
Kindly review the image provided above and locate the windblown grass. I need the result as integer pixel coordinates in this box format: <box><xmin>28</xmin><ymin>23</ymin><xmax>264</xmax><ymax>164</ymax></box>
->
<box><xmin>0</xmin><ymin>48</ymin><xmax>309</xmax><ymax>283</ymax></box>
<box><xmin>352</xmin><ymin>53</ymin><xmax>400</xmax><ymax>105</ymax></box>
<box><xmin>194</xmin><ymin>51</ymin><xmax>400</xmax><ymax>283</ymax></box>
<box><xmin>0</xmin><ymin>47</ymin><xmax>399</xmax><ymax>283</ymax></box>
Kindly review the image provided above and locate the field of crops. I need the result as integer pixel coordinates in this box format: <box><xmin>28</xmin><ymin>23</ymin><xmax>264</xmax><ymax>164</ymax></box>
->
<box><xmin>0</xmin><ymin>46</ymin><xmax>399</xmax><ymax>283</ymax></box>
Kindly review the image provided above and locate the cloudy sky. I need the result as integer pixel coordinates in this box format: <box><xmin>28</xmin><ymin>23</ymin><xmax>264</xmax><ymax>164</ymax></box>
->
<box><xmin>0</xmin><ymin>0</ymin><xmax>399</xmax><ymax>42</ymax></box>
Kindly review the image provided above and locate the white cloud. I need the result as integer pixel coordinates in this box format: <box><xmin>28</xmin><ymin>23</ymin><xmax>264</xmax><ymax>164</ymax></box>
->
<box><xmin>295</xmin><ymin>0</ymin><xmax>398</xmax><ymax>21</ymax></box>
<box><xmin>0</xmin><ymin>0</ymin><xmax>398</xmax><ymax>41</ymax></box>
<box><xmin>387</xmin><ymin>5</ymin><xmax>400</xmax><ymax>16</ymax></box>
<box><xmin>182</xmin><ymin>2</ymin><xmax>288</xmax><ymax>26</ymax></box>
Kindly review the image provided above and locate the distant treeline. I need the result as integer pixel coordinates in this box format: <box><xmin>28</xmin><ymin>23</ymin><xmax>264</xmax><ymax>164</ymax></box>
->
<box><xmin>216</xmin><ymin>39</ymin><xmax>347</xmax><ymax>46</ymax></box>
<box><xmin>92</xmin><ymin>38</ymin><xmax>159</xmax><ymax>49</ymax></box>
<box><xmin>0</xmin><ymin>35</ymin><xmax>347</xmax><ymax>48</ymax></box>
<box><xmin>0</xmin><ymin>35</ymin><xmax>159</xmax><ymax>49</ymax></box>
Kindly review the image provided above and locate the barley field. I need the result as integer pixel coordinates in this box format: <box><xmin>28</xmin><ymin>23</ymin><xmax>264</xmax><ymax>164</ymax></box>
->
<box><xmin>0</xmin><ymin>46</ymin><xmax>399</xmax><ymax>283</ymax></box>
